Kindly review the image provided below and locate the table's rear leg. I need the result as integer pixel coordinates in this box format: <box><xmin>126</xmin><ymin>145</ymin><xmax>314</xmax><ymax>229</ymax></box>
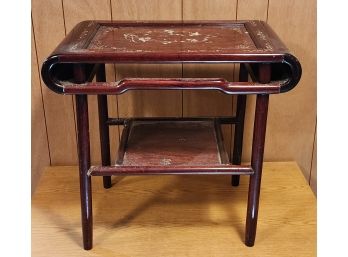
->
<box><xmin>231</xmin><ymin>64</ymin><xmax>248</xmax><ymax>186</ymax></box>
<box><xmin>97</xmin><ymin>64</ymin><xmax>112</xmax><ymax>189</ymax></box>
<box><xmin>75</xmin><ymin>64</ymin><xmax>93</xmax><ymax>250</ymax></box>
<box><xmin>245</xmin><ymin>64</ymin><xmax>270</xmax><ymax>246</ymax></box>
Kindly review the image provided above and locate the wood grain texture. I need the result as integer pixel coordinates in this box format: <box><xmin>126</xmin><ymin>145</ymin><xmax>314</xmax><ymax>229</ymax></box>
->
<box><xmin>31</xmin><ymin>20</ymin><xmax>50</xmax><ymax>194</ymax></box>
<box><xmin>111</xmin><ymin>0</ymin><xmax>182</xmax><ymax>118</ymax></box>
<box><xmin>183</xmin><ymin>0</ymin><xmax>237</xmax><ymax>19</ymax></box>
<box><xmin>265</xmin><ymin>0</ymin><xmax>317</xmax><ymax>180</ymax></box>
<box><xmin>115</xmin><ymin>64</ymin><xmax>182</xmax><ymax>117</ymax></box>
<box><xmin>122</xmin><ymin>120</ymin><xmax>224</xmax><ymax>166</ymax></box>
<box><xmin>32</xmin><ymin>0</ymin><xmax>77</xmax><ymax>165</ymax></box>
<box><xmin>32</xmin><ymin>162</ymin><xmax>316</xmax><ymax>256</ymax></box>
<box><xmin>310</xmin><ymin>129</ymin><xmax>316</xmax><ymax>195</ymax></box>
<box><xmin>237</xmin><ymin>0</ymin><xmax>269</xmax><ymax>20</ymax></box>
<box><xmin>182</xmin><ymin>0</ymin><xmax>237</xmax><ymax>155</ymax></box>
<box><xmin>62</xmin><ymin>0</ymin><xmax>119</xmax><ymax>165</ymax></box>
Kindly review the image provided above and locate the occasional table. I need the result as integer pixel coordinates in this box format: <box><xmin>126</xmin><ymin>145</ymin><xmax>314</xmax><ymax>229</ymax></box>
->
<box><xmin>41</xmin><ymin>20</ymin><xmax>301</xmax><ymax>250</ymax></box>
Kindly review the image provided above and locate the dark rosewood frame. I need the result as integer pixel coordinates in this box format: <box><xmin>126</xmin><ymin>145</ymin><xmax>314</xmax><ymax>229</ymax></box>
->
<box><xmin>41</xmin><ymin>20</ymin><xmax>301</xmax><ymax>250</ymax></box>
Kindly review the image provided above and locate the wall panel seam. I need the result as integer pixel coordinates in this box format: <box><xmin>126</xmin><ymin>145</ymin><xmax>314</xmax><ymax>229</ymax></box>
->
<box><xmin>235</xmin><ymin>0</ymin><xmax>239</xmax><ymax>20</ymax></box>
<box><xmin>61</xmin><ymin>0</ymin><xmax>67</xmax><ymax>35</ymax></box>
<box><xmin>31</xmin><ymin>12</ymin><xmax>52</xmax><ymax>165</ymax></box>
<box><xmin>61</xmin><ymin>0</ymin><xmax>78</xmax><ymax>163</ymax></box>
<box><xmin>109</xmin><ymin>0</ymin><xmax>113</xmax><ymax>20</ymax></box>
<box><xmin>309</xmin><ymin>120</ymin><xmax>317</xmax><ymax>185</ymax></box>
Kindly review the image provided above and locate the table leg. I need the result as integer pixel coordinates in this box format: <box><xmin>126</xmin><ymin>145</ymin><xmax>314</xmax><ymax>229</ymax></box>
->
<box><xmin>245</xmin><ymin>64</ymin><xmax>270</xmax><ymax>246</ymax></box>
<box><xmin>231</xmin><ymin>95</ymin><xmax>246</xmax><ymax>186</ymax></box>
<box><xmin>75</xmin><ymin>64</ymin><xmax>93</xmax><ymax>250</ymax></box>
<box><xmin>231</xmin><ymin>64</ymin><xmax>248</xmax><ymax>186</ymax></box>
<box><xmin>97</xmin><ymin>64</ymin><xmax>112</xmax><ymax>189</ymax></box>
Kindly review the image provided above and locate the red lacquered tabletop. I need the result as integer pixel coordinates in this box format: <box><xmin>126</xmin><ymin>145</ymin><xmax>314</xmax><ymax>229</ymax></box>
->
<box><xmin>41</xmin><ymin>20</ymin><xmax>301</xmax><ymax>95</ymax></box>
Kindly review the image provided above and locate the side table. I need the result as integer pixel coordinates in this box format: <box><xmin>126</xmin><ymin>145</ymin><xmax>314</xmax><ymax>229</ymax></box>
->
<box><xmin>41</xmin><ymin>20</ymin><xmax>301</xmax><ymax>250</ymax></box>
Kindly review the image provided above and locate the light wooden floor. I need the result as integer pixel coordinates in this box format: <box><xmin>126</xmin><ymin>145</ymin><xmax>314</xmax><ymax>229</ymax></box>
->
<box><xmin>32</xmin><ymin>162</ymin><xmax>316</xmax><ymax>257</ymax></box>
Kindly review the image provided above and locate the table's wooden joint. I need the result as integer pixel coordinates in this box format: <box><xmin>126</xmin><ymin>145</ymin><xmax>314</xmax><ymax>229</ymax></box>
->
<box><xmin>88</xmin><ymin>165</ymin><xmax>255</xmax><ymax>176</ymax></box>
<box><xmin>106</xmin><ymin>116</ymin><xmax>240</xmax><ymax>126</ymax></box>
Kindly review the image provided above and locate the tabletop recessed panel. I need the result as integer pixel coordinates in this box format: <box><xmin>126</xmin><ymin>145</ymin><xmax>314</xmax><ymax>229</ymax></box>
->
<box><xmin>88</xmin><ymin>24</ymin><xmax>257</xmax><ymax>54</ymax></box>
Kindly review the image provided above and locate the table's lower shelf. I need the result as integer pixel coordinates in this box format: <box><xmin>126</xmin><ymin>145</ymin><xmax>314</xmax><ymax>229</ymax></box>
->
<box><xmin>89</xmin><ymin>119</ymin><xmax>253</xmax><ymax>176</ymax></box>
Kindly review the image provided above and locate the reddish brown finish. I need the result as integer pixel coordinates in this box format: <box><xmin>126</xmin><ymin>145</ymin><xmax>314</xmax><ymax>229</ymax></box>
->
<box><xmin>74</xmin><ymin>64</ymin><xmax>93</xmax><ymax>250</ymax></box>
<box><xmin>232</xmin><ymin>63</ymin><xmax>248</xmax><ymax>186</ymax></box>
<box><xmin>88</xmin><ymin>23</ymin><xmax>257</xmax><ymax>54</ymax></box>
<box><xmin>106</xmin><ymin>116</ymin><xmax>239</xmax><ymax>125</ymax></box>
<box><xmin>41</xmin><ymin>20</ymin><xmax>301</xmax><ymax>95</ymax></box>
<box><xmin>47</xmin><ymin>20</ymin><xmax>289</xmax><ymax>61</ymax></box>
<box><xmin>245</xmin><ymin>64</ymin><xmax>271</xmax><ymax>247</ymax></box>
<box><xmin>62</xmin><ymin>78</ymin><xmax>282</xmax><ymax>95</ymax></box>
<box><xmin>122</xmin><ymin>120</ymin><xmax>224</xmax><ymax>166</ymax></box>
<box><xmin>88</xmin><ymin>119</ymin><xmax>251</xmax><ymax>176</ymax></box>
<box><xmin>88</xmin><ymin>164</ymin><xmax>254</xmax><ymax>176</ymax></box>
<box><xmin>96</xmin><ymin>64</ymin><xmax>112</xmax><ymax>189</ymax></box>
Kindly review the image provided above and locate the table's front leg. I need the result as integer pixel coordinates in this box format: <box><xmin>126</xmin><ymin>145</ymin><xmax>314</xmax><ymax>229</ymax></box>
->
<box><xmin>97</xmin><ymin>64</ymin><xmax>112</xmax><ymax>189</ymax></box>
<box><xmin>75</xmin><ymin>64</ymin><xmax>93</xmax><ymax>250</ymax></box>
<box><xmin>245</xmin><ymin>64</ymin><xmax>270</xmax><ymax>247</ymax></box>
<box><xmin>231</xmin><ymin>63</ymin><xmax>248</xmax><ymax>186</ymax></box>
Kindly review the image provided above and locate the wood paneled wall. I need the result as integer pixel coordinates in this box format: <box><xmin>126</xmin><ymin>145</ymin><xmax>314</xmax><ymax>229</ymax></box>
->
<box><xmin>31</xmin><ymin>0</ymin><xmax>317</xmax><ymax>194</ymax></box>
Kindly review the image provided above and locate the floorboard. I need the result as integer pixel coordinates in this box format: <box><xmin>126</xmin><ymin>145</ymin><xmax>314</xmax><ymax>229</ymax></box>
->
<box><xmin>32</xmin><ymin>162</ymin><xmax>316</xmax><ymax>257</ymax></box>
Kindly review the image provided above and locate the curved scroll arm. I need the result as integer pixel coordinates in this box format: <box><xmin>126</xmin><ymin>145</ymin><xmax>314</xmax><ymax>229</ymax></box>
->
<box><xmin>41</xmin><ymin>56</ymin><xmax>98</xmax><ymax>94</ymax></box>
<box><xmin>41</xmin><ymin>54</ymin><xmax>301</xmax><ymax>95</ymax></box>
<box><xmin>280</xmin><ymin>53</ymin><xmax>302</xmax><ymax>93</ymax></box>
<box><xmin>41</xmin><ymin>56</ymin><xmax>65</xmax><ymax>94</ymax></box>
